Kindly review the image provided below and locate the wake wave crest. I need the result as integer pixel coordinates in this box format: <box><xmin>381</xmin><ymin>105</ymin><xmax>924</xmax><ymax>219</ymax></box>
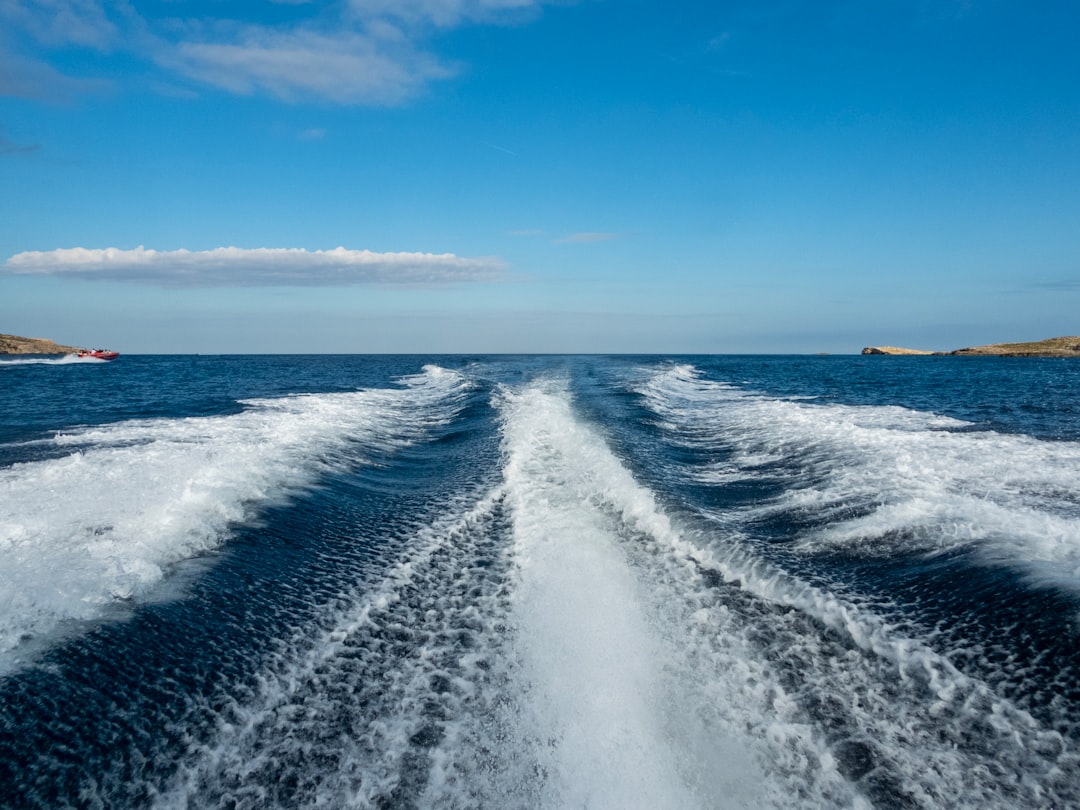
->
<box><xmin>0</xmin><ymin>365</ymin><xmax>469</xmax><ymax>669</ymax></box>
<box><xmin>640</xmin><ymin>364</ymin><xmax>1080</xmax><ymax>585</ymax></box>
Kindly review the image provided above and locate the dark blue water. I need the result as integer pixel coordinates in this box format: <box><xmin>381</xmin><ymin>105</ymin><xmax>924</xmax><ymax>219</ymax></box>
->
<box><xmin>1</xmin><ymin>354</ymin><xmax>1079</xmax><ymax>808</ymax></box>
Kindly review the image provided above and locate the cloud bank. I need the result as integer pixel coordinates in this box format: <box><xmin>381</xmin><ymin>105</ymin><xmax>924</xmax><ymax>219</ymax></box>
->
<box><xmin>3</xmin><ymin>246</ymin><xmax>507</xmax><ymax>288</ymax></box>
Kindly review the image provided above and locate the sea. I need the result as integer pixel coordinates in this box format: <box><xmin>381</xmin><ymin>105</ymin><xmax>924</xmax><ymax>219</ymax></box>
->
<box><xmin>1</xmin><ymin>353</ymin><xmax>1079</xmax><ymax>809</ymax></box>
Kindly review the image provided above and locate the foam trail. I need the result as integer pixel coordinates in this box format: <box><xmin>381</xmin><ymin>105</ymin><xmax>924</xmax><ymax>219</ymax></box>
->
<box><xmin>493</xmin><ymin>379</ymin><xmax>840</xmax><ymax>809</ymax></box>
<box><xmin>0</xmin><ymin>355</ymin><xmax>100</xmax><ymax>366</ymax></box>
<box><xmin>640</xmin><ymin>364</ymin><xmax>1080</xmax><ymax>585</ymax></box>
<box><xmin>0</xmin><ymin>366</ymin><xmax>468</xmax><ymax>670</ymax></box>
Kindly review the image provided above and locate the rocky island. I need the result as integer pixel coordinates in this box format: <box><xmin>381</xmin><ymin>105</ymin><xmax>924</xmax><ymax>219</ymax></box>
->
<box><xmin>862</xmin><ymin>336</ymin><xmax>1080</xmax><ymax>357</ymax></box>
<box><xmin>860</xmin><ymin>346</ymin><xmax>935</xmax><ymax>356</ymax></box>
<box><xmin>0</xmin><ymin>333</ymin><xmax>83</xmax><ymax>355</ymax></box>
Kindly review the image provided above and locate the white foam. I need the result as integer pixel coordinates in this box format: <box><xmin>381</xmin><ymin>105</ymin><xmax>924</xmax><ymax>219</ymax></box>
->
<box><xmin>0</xmin><ymin>355</ymin><xmax>100</xmax><ymax>366</ymax></box>
<box><xmin>640</xmin><ymin>364</ymin><xmax>1080</xmax><ymax>585</ymax></box>
<box><xmin>491</xmin><ymin>379</ymin><xmax>846</xmax><ymax>808</ymax></box>
<box><xmin>0</xmin><ymin>366</ymin><xmax>469</xmax><ymax>669</ymax></box>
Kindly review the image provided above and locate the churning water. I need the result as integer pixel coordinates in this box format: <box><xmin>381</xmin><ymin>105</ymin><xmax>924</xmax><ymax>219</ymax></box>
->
<box><xmin>1</xmin><ymin>354</ymin><xmax>1079</xmax><ymax>808</ymax></box>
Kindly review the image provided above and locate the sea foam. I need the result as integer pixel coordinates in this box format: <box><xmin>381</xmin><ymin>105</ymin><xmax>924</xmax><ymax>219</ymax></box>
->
<box><xmin>640</xmin><ymin>364</ymin><xmax>1080</xmax><ymax>585</ymax></box>
<box><xmin>0</xmin><ymin>366</ymin><xmax>468</xmax><ymax>670</ymax></box>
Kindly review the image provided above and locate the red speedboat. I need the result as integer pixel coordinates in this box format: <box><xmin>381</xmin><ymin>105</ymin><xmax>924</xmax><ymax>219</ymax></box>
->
<box><xmin>77</xmin><ymin>349</ymin><xmax>119</xmax><ymax>361</ymax></box>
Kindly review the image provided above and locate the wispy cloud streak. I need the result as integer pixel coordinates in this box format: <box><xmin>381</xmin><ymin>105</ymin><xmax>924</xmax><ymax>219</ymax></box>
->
<box><xmin>557</xmin><ymin>232</ymin><xmax>621</xmax><ymax>243</ymax></box>
<box><xmin>1025</xmin><ymin>279</ymin><xmax>1080</xmax><ymax>292</ymax></box>
<box><xmin>164</xmin><ymin>29</ymin><xmax>453</xmax><ymax>105</ymax></box>
<box><xmin>0</xmin><ymin>49</ymin><xmax>111</xmax><ymax>100</ymax></box>
<box><xmin>0</xmin><ymin>134</ymin><xmax>40</xmax><ymax>155</ymax></box>
<box><xmin>3</xmin><ymin>246</ymin><xmax>507</xmax><ymax>288</ymax></box>
<box><xmin>1</xmin><ymin>0</ymin><xmax>556</xmax><ymax>105</ymax></box>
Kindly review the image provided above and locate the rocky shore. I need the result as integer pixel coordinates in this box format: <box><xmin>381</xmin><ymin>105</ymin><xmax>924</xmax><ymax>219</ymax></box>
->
<box><xmin>0</xmin><ymin>333</ymin><xmax>83</xmax><ymax>354</ymax></box>
<box><xmin>862</xmin><ymin>336</ymin><xmax>1080</xmax><ymax>358</ymax></box>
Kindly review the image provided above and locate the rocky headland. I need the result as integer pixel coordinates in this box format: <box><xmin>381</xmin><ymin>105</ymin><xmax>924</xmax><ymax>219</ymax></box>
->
<box><xmin>0</xmin><ymin>333</ymin><xmax>83</xmax><ymax>354</ymax></box>
<box><xmin>862</xmin><ymin>336</ymin><xmax>1080</xmax><ymax>358</ymax></box>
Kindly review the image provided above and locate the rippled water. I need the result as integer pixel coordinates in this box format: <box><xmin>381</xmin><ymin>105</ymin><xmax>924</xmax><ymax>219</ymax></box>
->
<box><xmin>1</xmin><ymin>354</ymin><xmax>1079</xmax><ymax>808</ymax></box>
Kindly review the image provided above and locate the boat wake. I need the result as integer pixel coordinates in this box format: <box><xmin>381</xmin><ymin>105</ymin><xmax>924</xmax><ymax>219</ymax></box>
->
<box><xmin>0</xmin><ymin>355</ymin><xmax>101</xmax><ymax>366</ymax></box>
<box><xmin>639</xmin><ymin>363</ymin><xmax>1080</xmax><ymax>588</ymax></box>
<box><xmin>2</xmin><ymin>361</ymin><xmax>1078</xmax><ymax>808</ymax></box>
<box><xmin>0</xmin><ymin>366</ymin><xmax>470</xmax><ymax>671</ymax></box>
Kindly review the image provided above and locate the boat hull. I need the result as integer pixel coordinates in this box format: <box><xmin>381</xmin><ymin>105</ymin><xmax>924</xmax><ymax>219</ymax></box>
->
<box><xmin>76</xmin><ymin>350</ymin><xmax>119</xmax><ymax>361</ymax></box>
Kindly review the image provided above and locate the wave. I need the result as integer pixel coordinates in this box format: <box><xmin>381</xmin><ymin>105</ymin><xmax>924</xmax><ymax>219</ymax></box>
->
<box><xmin>639</xmin><ymin>364</ymin><xmax>1080</xmax><ymax>587</ymax></box>
<box><xmin>0</xmin><ymin>365</ymin><xmax>470</xmax><ymax>671</ymax></box>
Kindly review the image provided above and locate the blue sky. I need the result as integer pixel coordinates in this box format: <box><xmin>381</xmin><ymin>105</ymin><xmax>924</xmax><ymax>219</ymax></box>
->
<box><xmin>1</xmin><ymin>0</ymin><xmax>1078</xmax><ymax>353</ymax></box>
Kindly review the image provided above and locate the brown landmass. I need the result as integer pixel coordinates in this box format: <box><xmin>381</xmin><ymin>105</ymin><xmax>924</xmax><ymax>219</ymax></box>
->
<box><xmin>859</xmin><ymin>346</ymin><xmax>935</xmax><ymax>356</ymax></box>
<box><xmin>0</xmin><ymin>333</ymin><xmax>83</xmax><ymax>354</ymax></box>
<box><xmin>862</xmin><ymin>336</ymin><xmax>1080</xmax><ymax>357</ymax></box>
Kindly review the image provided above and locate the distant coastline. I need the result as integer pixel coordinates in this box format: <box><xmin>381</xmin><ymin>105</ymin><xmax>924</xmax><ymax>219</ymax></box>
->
<box><xmin>0</xmin><ymin>333</ymin><xmax>83</xmax><ymax>355</ymax></box>
<box><xmin>6</xmin><ymin>330</ymin><xmax>1079</xmax><ymax>357</ymax></box>
<box><xmin>862</xmin><ymin>336</ymin><xmax>1080</xmax><ymax>358</ymax></box>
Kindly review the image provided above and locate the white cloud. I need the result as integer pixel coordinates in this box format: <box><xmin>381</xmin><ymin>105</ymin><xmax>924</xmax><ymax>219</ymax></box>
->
<box><xmin>4</xmin><ymin>246</ymin><xmax>507</xmax><ymax>288</ymax></box>
<box><xmin>706</xmin><ymin>32</ymin><xmax>731</xmax><ymax>52</ymax></box>
<box><xmin>165</xmin><ymin>29</ymin><xmax>454</xmax><ymax>105</ymax></box>
<box><xmin>1</xmin><ymin>0</ymin><xmax>556</xmax><ymax>105</ymax></box>
<box><xmin>0</xmin><ymin>0</ymin><xmax>118</xmax><ymax>50</ymax></box>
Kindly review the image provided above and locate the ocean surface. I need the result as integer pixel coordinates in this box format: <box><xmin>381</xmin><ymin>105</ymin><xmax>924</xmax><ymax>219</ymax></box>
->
<box><xmin>2</xmin><ymin>353</ymin><xmax>1080</xmax><ymax>809</ymax></box>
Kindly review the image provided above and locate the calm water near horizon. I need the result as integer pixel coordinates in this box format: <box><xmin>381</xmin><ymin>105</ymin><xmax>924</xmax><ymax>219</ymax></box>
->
<box><xmin>2</xmin><ymin>354</ymin><xmax>1079</xmax><ymax>807</ymax></box>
